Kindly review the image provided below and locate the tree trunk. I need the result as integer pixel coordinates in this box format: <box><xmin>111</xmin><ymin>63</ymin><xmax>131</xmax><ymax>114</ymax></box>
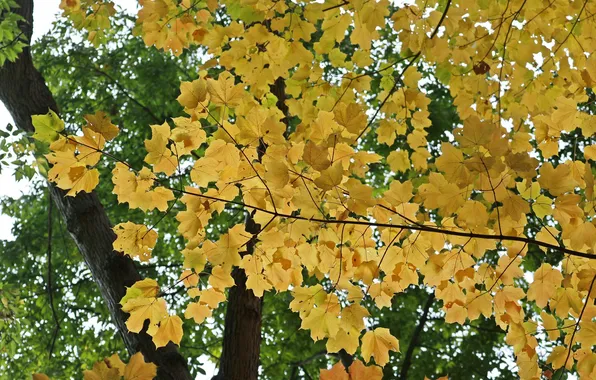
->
<box><xmin>215</xmin><ymin>76</ymin><xmax>289</xmax><ymax>379</ymax></box>
<box><xmin>216</xmin><ymin>265</ymin><xmax>263</xmax><ymax>380</ymax></box>
<box><xmin>0</xmin><ymin>2</ymin><xmax>192</xmax><ymax>379</ymax></box>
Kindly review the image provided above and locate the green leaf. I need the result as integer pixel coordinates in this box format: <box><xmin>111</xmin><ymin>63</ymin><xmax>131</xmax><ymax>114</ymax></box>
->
<box><xmin>31</xmin><ymin>109</ymin><xmax>64</xmax><ymax>143</ymax></box>
<box><xmin>226</xmin><ymin>0</ymin><xmax>264</xmax><ymax>24</ymax></box>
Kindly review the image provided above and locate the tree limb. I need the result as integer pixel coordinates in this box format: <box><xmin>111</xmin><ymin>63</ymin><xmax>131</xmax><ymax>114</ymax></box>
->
<box><xmin>399</xmin><ymin>292</ymin><xmax>435</xmax><ymax>380</ymax></box>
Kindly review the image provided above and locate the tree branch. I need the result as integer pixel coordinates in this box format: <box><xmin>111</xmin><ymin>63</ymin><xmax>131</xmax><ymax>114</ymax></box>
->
<box><xmin>399</xmin><ymin>292</ymin><xmax>435</xmax><ymax>380</ymax></box>
<box><xmin>46</xmin><ymin>193</ymin><xmax>61</xmax><ymax>358</ymax></box>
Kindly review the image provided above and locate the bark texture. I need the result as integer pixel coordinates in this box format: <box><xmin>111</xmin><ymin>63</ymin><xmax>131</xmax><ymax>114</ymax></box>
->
<box><xmin>216</xmin><ymin>266</ymin><xmax>263</xmax><ymax>380</ymax></box>
<box><xmin>215</xmin><ymin>214</ymin><xmax>263</xmax><ymax>380</ymax></box>
<box><xmin>0</xmin><ymin>2</ymin><xmax>192</xmax><ymax>379</ymax></box>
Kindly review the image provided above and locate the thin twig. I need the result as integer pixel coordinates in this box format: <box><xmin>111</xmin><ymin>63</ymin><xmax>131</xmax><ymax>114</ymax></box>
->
<box><xmin>46</xmin><ymin>192</ymin><xmax>61</xmax><ymax>358</ymax></box>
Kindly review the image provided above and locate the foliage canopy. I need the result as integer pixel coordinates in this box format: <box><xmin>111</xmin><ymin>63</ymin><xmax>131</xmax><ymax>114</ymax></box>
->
<box><xmin>2</xmin><ymin>0</ymin><xmax>596</xmax><ymax>379</ymax></box>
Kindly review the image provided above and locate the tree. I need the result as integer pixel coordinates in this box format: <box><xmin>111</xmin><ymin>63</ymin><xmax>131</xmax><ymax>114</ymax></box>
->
<box><xmin>1</xmin><ymin>0</ymin><xmax>596</xmax><ymax>379</ymax></box>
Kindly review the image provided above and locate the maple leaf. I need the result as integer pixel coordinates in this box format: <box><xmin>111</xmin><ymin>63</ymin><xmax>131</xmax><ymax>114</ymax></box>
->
<box><xmin>147</xmin><ymin>315</ymin><xmax>183</xmax><ymax>348</ymax></box>
<box><xmin>74</xmin><ymin>127</ymin><xmax>105</xmax><ymax>166</ymax></box>
<box><xmin>112</xmin><ymin>163</ymin><xmax>174</xmax><ymax>212</ymax></box>
<box><xmin>207</xmin><ymin>71</ymin><xmax>245</xmax><ymax>108</ymax></box>
<box><xmin>547</xmin><ymin>346</ymin><xmax>574</xmax><ymax>371</ymax></box>
<box><xmin>301</xmin><ymin>306</ymin><xmax>340</xmax><ymax>341</ymax></box>
<box><xmin>171</xmin><ymin>117</ymin><xmax>207</xmax><ymax>155</ymax></box>
<box><xmin>527</xmin><ymin>264</ymin><xmax>563</xmax><ymax>308</ymax></box>
<box><xmin>348</xmin><ymin>360</ymin><xmax>383</xmax><ymax>380</ymax></box>
<box><xmin>361</xmin><ymin>328</ymin><xmax>399</xmax><ymax>366</ymax></box>
<box><xmin>387</xmin><ymin>150</ymin><xmax>410</xmax><ymax>173</ymax></box>
<box><xmin>185</xmin><ymin>302</ymin><xmax>212</xmax><ymax>324</ymax></box>
<box><xmin>320</xmin><ymin>361</ymin><xmax>349</xmax><ymax>380</ymax></box>
<box><xmin>84</xmin><ymin>111</ymin><xmax>119</xmax><ymax>141</ymax></box>
<box><xmin>64</xmin><ymin>166</ymin><xmax>100</xmax><ymax>196</ymax></box>
<box><xmin>46</xmin><ymin>150</ymin><xmax>100</xmax><ymax>196</ymax></box>
<box><xmin>83</xmin><ymin>360</ymin><xmax>120</xmax><ymax>380</ymax></box>
<box><xmin>314</xmin><ymin>161</ymin><xmax>344</xmax><ymax>191</ymax></box>
<box><xmin>144</xmin><ymin>122</ymin><xmax>179</xmax><ymax>176</ymax></box>
<box><xmin>121</xmin><ymin>296</ymin><xmax>168</xmax><ymax>333</ymax></box>
<box><xmin>209</xmin><ymin>265</ymin><xmax>235</xmax><ymax>290</ymax></box>
<box><xmin>123</xmin><ymin>352</ymin><xmax>157</xmax><ymax>380</ymax></box>
<box><xmin>32</xmin><ymin>109</ymin><xmax>64</xmax><ymax>143</ymax></box>
<box><xmin>177</xmin><ymin>78</ymin><xmax>209</xmax><ymax>110</ymax></box>
<box><xmin>113</xmin><ymin>222</ymin><xmax>158</xmax><ymax>262</ymax></box>
<box><xmin>326</xmin><ymin>327</ymin><xmax>360</xmax><ymax>355</ymax></box>
<box><xmin>246</xmin><ymin>273</ymin><xmax>273</xmax><ymax>297</ymax></box>
<box><xmin>203</xmin><ymin>224</ymin><xmax>251</xmax><ymax>268</ymax></box>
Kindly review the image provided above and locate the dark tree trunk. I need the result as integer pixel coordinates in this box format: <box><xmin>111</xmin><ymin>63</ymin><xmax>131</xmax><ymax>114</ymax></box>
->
<box><xmin>214</xmin><ymin>77</ymin><xmax>290</xmax><ymax>380</ymax></box>
<box><xmin>0</xmin><ymin>2</ymin><xmax>192</xmax><ymax>379</ymax></box>
<box><xmin>216</xmin><ymin>266</ymin><xmax>263</xmax><ymax>380</ymax></box>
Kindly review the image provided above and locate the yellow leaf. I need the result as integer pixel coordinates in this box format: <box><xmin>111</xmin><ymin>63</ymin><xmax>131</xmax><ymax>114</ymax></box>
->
<box><xmin>585</xmin><ymin>145</ymin><xmax>596</xmax><ymax>161</ymax></box>
<box><xmin>184</xmin><ymin>302</ymin><xmax>212</xmax><ymax>324</ymax></box>
<box><xmin>541</xmin><ymin>311</ymin><xmax>560</xmax><ymax>341</ymax></box>
<box><xmin>527</xmin><ymin>264</ymin><xmax>563</xmax><ymax>308</ymax></box>
<box><xmin>198</xmin><ymin>288</ymin><xmax>226</xmax><ymax>308</ymax></box>
<box><xmin>147</xmin><ymin>315</ymin><xmax>183</xmax><ymax>348</ymax></box>
<box><xmin>205</xmin><ymin>224</ymin><xmax>251</xmax><ymax>268</ymax></box>
<box><xmin>46</xmin><ymin>150</ymin><xmax>98</xmax><ymax>196</ymax></box>
<box><xmin>171</xmin><ymin>117</ymin><xmax>207</xmax><ymax>156</ymax></box>
<box><xmin>123</xmin><ymin>352</ymin><xmax>157</xmax><ymax>380</ymax></box>
<box><xmin>538</xmin><ymin>163</ymin><xmax>576</xmax><ymax>196</ymax></box>
<box><xmin>32</xmin><ymin>375</ymin><xmax>51</xmax><ymax>380</ymax></box>
<box><xmin>348</xmin><ymin>359</ymin><xmax>383</xmax><ymax>380</ymax></box>
<box><xmin>314</xmin><ymin>161</ymin><xmax>344</xmax><ymax>191</ymax></box>
<box><xmin>64</xmin><ymin>166</ymin><xmax>100</xmax><ymax>196</ymax></box>
<box><xmin>340</xmin><ymin>304</ymin><xmax>370</xmax><ymax>332</ymax></box>
<box><xmin>326</xmin><ymin>327</ymin><xmax>360</xmax><ymax>355</ymax></box>
<box><xmin>334</xmin><ymin>102</ymin><xmax>367</xmax><ymax>135</ymax></box>
<box><xmin>290</xmin><ymin>285</ymin><xmax>325</xmax><ymax>317</ymax></box>
<box><xmin>207</xmin><ymin>72</ymin><xmax>244</xmax><ymax>108</ymax></box>
<box><xmin>301</xmin><ymin>306</ymin><xmax>340</xmax><ymax>341</ymax></box>
<box><xmin>121</xmin><ymin>297</ymin><xmax>168</xmax><ymax>333</ymax></box>
<box><xmin>144</xmin><ymin>123</ymin><xmax>178</xmax><ymax>176</ymax></box>
<box><xmin>361</xmin><ymin>327</ymin><xmax>399</xmax><ymax>366</ymax></box>
<box><xmin>112</xmin><ymin>164</ymin><xmax>174</xmax><ymax>212</ymax></box>
<box><xmin>191</xmin><ymin>157</ymin><xmax>220</xmax><ymax>187</ymax></box>
<box><xmin>84</xmin><ymin>111</ymin><xmax>119</xmax><ymax>141</ymax></box>
<box><xmin>74</xmin><ymin>127</ymin><xmax>105</xmax><ymax>166</ymax></box>
<box><xmin>302</xmin><ymin>141</ymin><xmax>331</xmax><ymax>171</ymax></box>
<box><xmin>177</xmin><ymin>78</ymin><xmax>208</xmax><ymax>110</ymax></box>
<box><xmin>83</xmin><ymin>360</ymin><xmax>120</xmax><ymax>380</ymax></box>
<box><xmin>551</xmin><ymin>97</ymin><xmax>579</xmax><ymax>130</ymax></box>
<box><xmin>551</xmin><ymin>287</ymin><xmax>583</xmax><ymax>318</ymax></box>
<box><xmin>382</xmin><ymin>180</ymin><xmax>413</xmax><ymax>206</ymax></box>
<box><xmin>547</xmin><ymin>346</ymin><xmax>574</xmax><ymax>370</ymax></box>
<box><xmin>182</xmin><ymin>247</ymin><xmax>207</xmax><ymax>273</ymax></box>
<box><xmin>320</xmin><ymin>361</ymin><xmax>349</xmax><ymax>380</ymax></box>
<box><xmin>577</xmin><ymin>320</ymin><xmax>596</xmax><ymax>348</ymax></box>
<box><xmin>387</xmin><ymin>150</ymin><xmax>410</xmax><ymax>173</ymax></box>
<box><xmin>113</xmin><ymin>222</ymin><xmax>158</xmax><ymax>262</ymax></box>
<box><xmin>106</xmin><ymin>354</ymin><xmax>126</xmax><ymax>375</ymax></box>
<box><xmin>457</xmin><ymin>200</ymin><xmax>488</xmax><ymax>229</ymax></box>
<box><xmin>209</xmin><ymin>265</ymin><xmax>235</xmax><ymax>290</ymax></box>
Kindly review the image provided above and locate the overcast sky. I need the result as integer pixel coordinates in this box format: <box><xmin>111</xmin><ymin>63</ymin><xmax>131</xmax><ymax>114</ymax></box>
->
<box><xmin>0</xmin><ymin>0</ymin><xmax>61</xmax><ymax>239</ymax></box>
